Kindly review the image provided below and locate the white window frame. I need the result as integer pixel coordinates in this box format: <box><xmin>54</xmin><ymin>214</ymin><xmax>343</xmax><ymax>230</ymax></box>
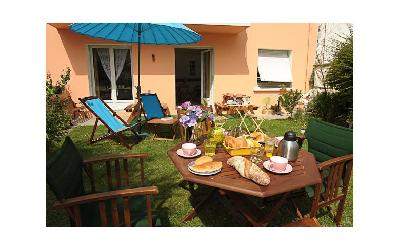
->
<box><xmin>256</xmin><ymin>49</ymin><xmax>293</xmax><ymax>89</ymax></box>
<box><xmin>87</xmin><ymin>44</ymin><xmax>134</xmax><ymax>110</ymax></box>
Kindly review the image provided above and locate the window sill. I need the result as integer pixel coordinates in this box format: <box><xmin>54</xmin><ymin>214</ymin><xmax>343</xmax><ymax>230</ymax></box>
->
<box><xmin>253</xmin><ymin>87</ymin><xmax>293</xmax><ymax>92</ymax></box>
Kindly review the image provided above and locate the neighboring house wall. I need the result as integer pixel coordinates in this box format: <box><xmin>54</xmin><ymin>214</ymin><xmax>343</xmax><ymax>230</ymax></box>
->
<box><xmin>46</xmin><ymin>23</ymin><xmax>317</xmax><ymax>114</ymax></box>
<box><xmin>313</xmin><ymin>23</ymin><xmax>351</xmax><ymax>89</ymax></box>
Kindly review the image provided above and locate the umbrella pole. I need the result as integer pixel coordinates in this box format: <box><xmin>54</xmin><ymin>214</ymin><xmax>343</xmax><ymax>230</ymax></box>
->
<box><xmin>137</xmin><ymin>27</ymin><xmax>142</xmax><ymax>133</ymax></box>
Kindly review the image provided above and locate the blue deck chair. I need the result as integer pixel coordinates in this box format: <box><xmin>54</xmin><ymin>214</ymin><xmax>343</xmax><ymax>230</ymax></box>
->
<box><xmin>79</xmin><ymin>96</ymin><xmax>140</xmax><ymax>149</ymax></box>
<box><xmin>140</xmin><ymin>93</ymin><xmax>178</xmax><ymax>140</ymax></box>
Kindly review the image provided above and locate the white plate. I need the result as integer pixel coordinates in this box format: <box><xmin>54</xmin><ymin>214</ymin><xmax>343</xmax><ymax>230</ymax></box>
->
<box><xmin>176</xmin><ymin>149</ymin><xmax>202</xmax><ymax>158</ymax></box>
<box><xmin>263</xmin><ymin>160</ymin><xmax>293</xmax><ymax>174</ymax></box>
<box><xmin>187</xmin><ymin>161</ymin><xmax>222</xmax><ymax>176</ymax></box>
<box><xmin>161</xmin><ymin>117</ymin><xmax>173</xmax><ymax>120</ymax></box>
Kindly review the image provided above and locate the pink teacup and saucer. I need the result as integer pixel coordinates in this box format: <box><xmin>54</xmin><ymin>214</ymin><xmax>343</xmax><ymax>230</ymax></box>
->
<box><xmin>176</xmin><ymin>143</ymin><xmax>201</xmax><ymax>158</ymax></box>
<box><xmin>263</xmin><ymin>156</ymin><xmax>293</xmax><ymax>174</ymax></box>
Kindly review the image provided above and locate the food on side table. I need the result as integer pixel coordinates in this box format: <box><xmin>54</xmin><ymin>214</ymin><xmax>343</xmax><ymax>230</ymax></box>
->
<box><xmin>227</xmin><ymin>156</ymin><xmax>270</xmax><ymax>186</ymax></box>
<box><xmin>191</xmin><ymin>161</ymin><xmax>223</xmax><ymax>173</ymax></box>
<box><xmin>195</xmin><ymin>156</ymin><xmax>213</xmax><ymax>165</ymax></box>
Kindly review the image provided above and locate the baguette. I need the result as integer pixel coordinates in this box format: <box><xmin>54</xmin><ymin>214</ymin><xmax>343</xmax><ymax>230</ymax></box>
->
<box><xmin>227</xmin><ymin>156</ymin><xmax>270</xmax><ymax>185</ymax></box>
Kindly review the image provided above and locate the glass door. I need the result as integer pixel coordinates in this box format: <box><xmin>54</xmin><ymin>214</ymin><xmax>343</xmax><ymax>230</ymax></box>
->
<box><xmin>90</xmin><ymin>46</ymin><xmax>133</xmax><ymax>109</ymax></box>
<box><xmin>201</xmin><ymin>50</ymin><xmax>212</xmax><ymax>106</ymax></box>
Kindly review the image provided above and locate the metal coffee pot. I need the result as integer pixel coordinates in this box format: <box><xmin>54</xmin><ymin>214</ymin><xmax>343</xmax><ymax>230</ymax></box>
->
<box><xmin>277</xmin><ymin>131</ymin><xmax>300</xmax><ymax>161</ymax></box>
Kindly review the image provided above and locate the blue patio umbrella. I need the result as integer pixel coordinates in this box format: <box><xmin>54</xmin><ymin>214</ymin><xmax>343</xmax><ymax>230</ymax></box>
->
<box><xmin>69</xmin><ymin>23</ymin><xmax>201</xmax><ymax>102</ymax></box>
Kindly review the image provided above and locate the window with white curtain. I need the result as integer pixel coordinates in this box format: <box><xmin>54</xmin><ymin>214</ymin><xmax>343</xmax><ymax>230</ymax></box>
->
<box><xmin>257</xmin><ymin>49</ymin><xmax>292</xmax><ymax>88</ymax></box>
<box><xmin>90</xmin><ymin>46</ymin><xmax>133</xmax><ymax>103</ymax></box>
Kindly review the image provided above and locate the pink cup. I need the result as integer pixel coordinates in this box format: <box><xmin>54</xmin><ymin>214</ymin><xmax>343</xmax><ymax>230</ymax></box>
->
<box><xmin>182</xmin><ymin>143</ymin><xmax>197</xmax><ymax>156</ymax></box>
<box><xmin>270</xmin><ymin>156</ymin><xmax>288</xmax><ymax>171</ymax></box>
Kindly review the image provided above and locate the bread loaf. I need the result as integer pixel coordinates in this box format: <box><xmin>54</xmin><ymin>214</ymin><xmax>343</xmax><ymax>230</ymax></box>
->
<box><xmin>224</xmin><ymin>136</ymin><xmax>249</xmax><ymax>148</ymax></box>
<box><xmin>227</xmin><ymin>156</ymin><xmax>270</xmax><ymax>186</ymax></box>
<box><xmin>224</xmin><ymin>136</ymin><xmax>237</xmax><ymax>148</ymax></box>
<box><xmin>195</xmin><ymin>156</ymin><xmax>213</xmax><ymax>165</ymax></box>
<box><xmin>250</xmin><ymin>132</ymin><xmax>266</xmax><ymax>142</ymax></box>
<box><xmin>191</xmin><ymin>161</ymin><xmax>222</xmax><ymax>173</ymax></box>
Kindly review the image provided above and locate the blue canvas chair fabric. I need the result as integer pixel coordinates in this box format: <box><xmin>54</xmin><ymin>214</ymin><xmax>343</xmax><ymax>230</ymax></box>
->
<box><xmin>79</xmin><ymin>96</ymin><xmax>140</xmax><ymax>149</ymax></box>
<box><xmin>85</xmin><ymin>98</ymin><xmax>128</xmax><ymax>132</ymax></box>
<box><xmin>47</xmin><ymin>137</ymin><xmax>161</xmax><ymax>227</ymax></box>
<box><xmin>140</xmin><ymin>93</ymin><xmax>178</xmax><ymax>140</ymax></box>
<box><xmin>140</xmin><ymin>94</ymin><xmax>166</xmax><ymax>120</ymax></box>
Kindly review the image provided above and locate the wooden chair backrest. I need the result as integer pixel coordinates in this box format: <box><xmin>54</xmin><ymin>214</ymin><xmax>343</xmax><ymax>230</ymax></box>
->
<box><xmin>318</xmin><ymin>154</ymin><xmax>353</xmax><ymax>203</ymax></box>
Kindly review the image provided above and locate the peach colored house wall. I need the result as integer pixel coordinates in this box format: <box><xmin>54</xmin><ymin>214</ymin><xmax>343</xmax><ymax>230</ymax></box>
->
<box><xmin>46</xmin><ymin>23</ymin><xmax>317</xmax><ymax>114</ymax></box>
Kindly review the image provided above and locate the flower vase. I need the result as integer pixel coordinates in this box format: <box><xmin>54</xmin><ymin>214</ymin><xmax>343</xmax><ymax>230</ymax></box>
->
<box><xmin>194</xmin><ymin>122</ymin><xmax>205</xmax><ymax>145</ymax></box>
<box><xmin>185</xmin><ymin>123</ymin><xmax>204</xmax><ymax>145</ymax></box>
<box><xmin>185</xmin><ymin>127</ymin><xmax>193</xmax><ymax>142</ymax></box>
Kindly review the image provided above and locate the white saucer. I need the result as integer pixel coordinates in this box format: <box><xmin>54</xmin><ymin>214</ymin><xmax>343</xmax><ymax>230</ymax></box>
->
<box><xmin>263</xmin><ymin>160</ymin><xmax>293</xmax><ymax>174</ymax></box>
<box><xmin>161</xmin><ymin>117</ymin><xmax>173</xmax><ymax>120</ymax></box>
<box><xmin>176</xmin><ymin>149</ymin><xmax>202</xmax><ymax>158</ymax></box>
<box><xmin>187</xmin><ymin>161</ymin><xmax>222</xmax><ymax>176</ymax></box>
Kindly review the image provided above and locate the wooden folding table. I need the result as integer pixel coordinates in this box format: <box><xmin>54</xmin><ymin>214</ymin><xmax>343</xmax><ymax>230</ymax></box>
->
<box><xmin>168</xmin><ymin>143</ymin><xmax>322</xmax><ymax>226</ymax></box>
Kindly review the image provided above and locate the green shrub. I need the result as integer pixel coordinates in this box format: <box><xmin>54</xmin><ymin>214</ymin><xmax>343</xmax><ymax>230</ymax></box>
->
<box><xmin>278</xmin><ymin>89</ymin><xmax>303</xmax><ymax>118</ymax></box>
<box><xmin>46</xmin><ymin>68</ymin><xmax>72</xmax><ymax>149</ymax></box>
<box><xmin>308</xmin><ymin>31</ymin><xmax>353</xmax><ymax>127</ymax></box>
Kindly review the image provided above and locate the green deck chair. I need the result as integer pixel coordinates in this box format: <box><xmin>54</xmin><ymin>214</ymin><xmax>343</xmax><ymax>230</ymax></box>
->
<box><xmin>306</xmin><ymin>117</ymin><xmax>353</xmax><ymax>163</ymax></box>
<box><xmin>301</xmin><ymin>118</ymin><xmax>353</xmax><ymax>226</ymax></box>
<box><xmin>46</xmin><ymin>137</ymin><xmax>161</xmax><ymax>227</ymax></box>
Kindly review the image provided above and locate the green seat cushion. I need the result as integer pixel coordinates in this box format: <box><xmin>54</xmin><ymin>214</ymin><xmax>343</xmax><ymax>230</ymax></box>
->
<box><xmin>306</xmin><ymin>118</ymin><xmax>353</xmax><ymax>162</ymax></box>
<box><xmin>46</xmin><ymin>137</ymin><xmax>85</xmax><ymax>200</ymax></box>
<box><xmin>133</xmin><ymin>215</ymin><xmax>162</xmax><ymax>227</ymax></box>
<box><xmin>79</xmin><ymin>196</ymin><xmax>160</xmax><ymax>227</ymax></box>
<box><xmin>305</xmin><ymin>169</ymin><xmax>343</xmax><ymax>198</ymax></box>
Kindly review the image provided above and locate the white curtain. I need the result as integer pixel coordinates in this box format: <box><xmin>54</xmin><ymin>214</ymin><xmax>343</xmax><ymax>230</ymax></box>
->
<box><xmin>97</xmin><ymin>48</ymin><xmax>112</xmax><ymax>81</ymax></box>
<box><xmin>257</xmin><ymin>50</ymin><xmax>292</xmax><ymax>82</ymax></box>
<box><xmin>114</xmin><ymin>49</ymin><xmax>128</xmax><ymax>81</ymax></box>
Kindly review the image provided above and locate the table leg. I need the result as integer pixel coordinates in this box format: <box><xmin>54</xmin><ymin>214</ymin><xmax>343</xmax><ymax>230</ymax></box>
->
<box><xmin>181</xmin><ymin>188</ymin><xmax>216</xmax><ymax>223</ymax></box>
<box><xmin>259</xmin><ymin>192</ymin><xmax>290</xmax><ymax>227</ymax></box>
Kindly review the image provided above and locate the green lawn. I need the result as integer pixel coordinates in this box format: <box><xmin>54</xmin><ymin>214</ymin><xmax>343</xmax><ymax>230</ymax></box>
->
<box><xmin>46</xmin><ymin>117</ymin><xmax>352</xmax><ymax>227</ymax></box>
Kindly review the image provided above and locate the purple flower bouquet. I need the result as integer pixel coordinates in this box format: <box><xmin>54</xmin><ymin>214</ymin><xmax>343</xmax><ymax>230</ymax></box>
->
<box><xmin>178</xmin><ymin>101</ymin><xmax>215</xmax><ymax>143</ymax></box>
<box><xmin>178</xmin><ymin>101</ymin><xmax>214</xmax><ymax>128</ymax></box>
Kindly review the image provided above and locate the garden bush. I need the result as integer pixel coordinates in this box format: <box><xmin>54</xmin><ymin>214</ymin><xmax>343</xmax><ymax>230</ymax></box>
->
<box><xmin>46</xmin><ymin>68</ymin><xmax>72</xmax><ymax>149</ymax></box>
<box><xmin>278</xmin><ymin>89</ymin><xmax>303</xmax><ymax>118</ymax></box>
<box><xmin>308</xmin><ymin>31</ymin><xmax>353</xmax><ymax>127</ymax></box>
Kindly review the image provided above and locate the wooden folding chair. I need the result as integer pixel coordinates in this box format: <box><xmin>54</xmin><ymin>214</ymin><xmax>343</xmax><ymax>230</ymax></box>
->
<box><xmin>79</xmin><ymin>96</ymin><xmax>140</xmax><ymax>149</ymax></box>
<box><xmin>47</xmin><ymin>137</ymin><xmax>161</xmax><ymax>227</ymax></box>
<box><xmin>293</xmin><ymin>118</ymin><xmax>353</xmax><ymax>226</ymax></box>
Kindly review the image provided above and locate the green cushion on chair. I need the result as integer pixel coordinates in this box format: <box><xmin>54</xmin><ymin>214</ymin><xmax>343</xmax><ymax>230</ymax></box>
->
<box><xmin>306</xmin><ymin>118</ymin><xmax>353</xmax><ymax>163</ymax></box>
<box><xmin>133</xmin><ymin>215</ymin><xmax>162</xmax><ymax>227</ymax></box>
<box><xmin>305</xmin><ymin>169</ymin><xmax>343</xmax><ymax>198</ymax></box>
<box><xmin>79</xmin><ymin>196</ymin><xmax>160</xmax><ymax>227</ymax></box>
<box><xmin>46</xmin><ymin>137</ymin><xmax>85</xmax><ymax>200</ymax></box>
